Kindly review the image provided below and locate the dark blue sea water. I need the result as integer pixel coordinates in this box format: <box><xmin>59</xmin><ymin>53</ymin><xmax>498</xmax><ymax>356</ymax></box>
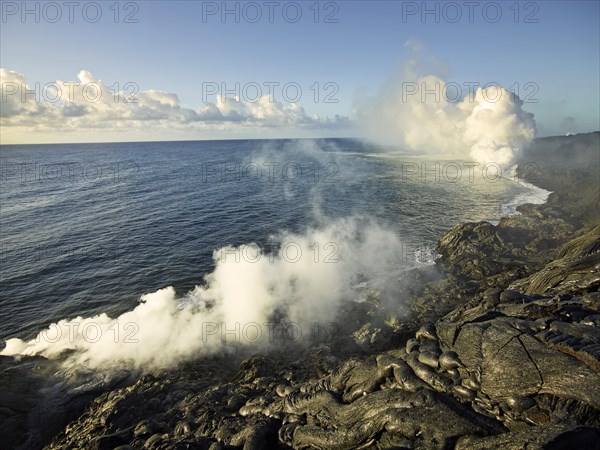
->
<box><xmin>0</xmin><ymin>139</ymin><xmax>542</xmax><ymax>343</ymax></box>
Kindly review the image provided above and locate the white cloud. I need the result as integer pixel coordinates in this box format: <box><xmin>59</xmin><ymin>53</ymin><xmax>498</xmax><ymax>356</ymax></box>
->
<box><xmin>0</xmin><ymin>69</ymin><xmax>352</xmax><ymax>143</ymax></box>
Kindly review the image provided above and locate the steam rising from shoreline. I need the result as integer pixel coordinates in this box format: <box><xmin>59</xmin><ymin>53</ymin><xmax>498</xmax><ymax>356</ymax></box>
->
<box><xmin>1</xmin><ymin>218</ymin><xmax>406</xmax><ymax>371</ymax></box>
<box><xmin>357</xmin><ymin>49</ymin><xmax>537</xmax><ymax>167</ymax></box>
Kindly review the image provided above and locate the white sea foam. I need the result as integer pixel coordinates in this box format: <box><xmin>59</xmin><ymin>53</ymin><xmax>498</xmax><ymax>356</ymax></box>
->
<box><xmin>501</xmin><ymin>177</ymin><xmax>552</xmax><ymax>218</ymax></box>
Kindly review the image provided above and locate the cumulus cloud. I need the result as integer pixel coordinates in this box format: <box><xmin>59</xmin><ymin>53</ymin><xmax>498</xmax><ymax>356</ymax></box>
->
<box><xmin>0</xmin><ymin>68</ymin><xmax>352</xmax><ymax>142</ymax></box>
<box><xmin>355</xmin><ymin>46</ymin><xmax>536</xmax><ymax>168</ymax></box>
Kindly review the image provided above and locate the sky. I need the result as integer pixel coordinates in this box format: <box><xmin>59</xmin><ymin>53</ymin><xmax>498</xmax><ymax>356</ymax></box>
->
<box><xmin>1</xmin><ymin>0</ymin><xmax>599</xmax><ymax>144</ymax></box>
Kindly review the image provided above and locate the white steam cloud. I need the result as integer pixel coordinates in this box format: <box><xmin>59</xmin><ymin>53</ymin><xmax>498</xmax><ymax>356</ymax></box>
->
<box><xmin>1</xmin><ymin>218</ymin><xmax>406</xmax><ymax>372</ymax></box>
<box><xmin>357</xmin><ymin>49</ymin><xmax>537</xmax><ymax>168</ymax></box>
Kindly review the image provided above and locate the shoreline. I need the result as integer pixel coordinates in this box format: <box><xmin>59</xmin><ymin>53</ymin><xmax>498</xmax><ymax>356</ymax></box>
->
<box><xmin>1</xmin><ymin>132</ymin><xmax>599</xmax><ymax>449</ymax></box>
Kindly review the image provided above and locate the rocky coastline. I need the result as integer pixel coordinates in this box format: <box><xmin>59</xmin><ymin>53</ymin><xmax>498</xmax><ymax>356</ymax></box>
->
<box><xmin>1</xmin><ymin>132</ymin><xmax>599</xmax><ymax>449</ymax></box>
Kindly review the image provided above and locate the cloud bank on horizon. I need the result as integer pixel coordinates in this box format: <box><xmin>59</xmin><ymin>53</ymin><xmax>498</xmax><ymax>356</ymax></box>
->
<box><xmin>0</xmin><ymin>68</ymin><xmax>352</xmax><ymax>143</ymax></box>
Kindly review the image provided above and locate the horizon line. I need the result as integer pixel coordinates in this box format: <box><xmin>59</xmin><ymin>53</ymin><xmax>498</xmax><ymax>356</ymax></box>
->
<box><xmin>1</xmin><ymin>131</ymin><xmax>598</xmax><ymax>147</ymax></box>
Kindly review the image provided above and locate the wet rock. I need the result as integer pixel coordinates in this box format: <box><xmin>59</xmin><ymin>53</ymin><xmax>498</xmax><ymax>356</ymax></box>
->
<box><xmin>417</xmin><ymin>351</ymin><xmax>439</xmax><ymax>369</ymax></box>
<box><xmin>415</xmin><ymin>323</ymin><xmax>437</xmax><ymax>341</ymax></box>
<box><xmin>456</xmin><ymin>425</ymin><xmax>600</xmax><ymax>450</ymax></box>
<box><xmin>512</xmin><ymin>226</ymin><xmax>600</xmax><ymax>295</ymax></box>
<box><xmin>439</xmin><ymin>351</ymin><xmax>463</xmax><ymax>370</ymax></box>
<box><xmin>505</xmin><ymin>395</ymin><xmax>535</xmax><ymax>412</ymax></box>
<box><xmin>405</xmin><ymin>338</ymin><xmax>419</xmax><ymax>353</ymax></box>
<box><xmin>453</xmin><ymin>385</ymin><xmax>477</xmax><ymax>402</ymax></box>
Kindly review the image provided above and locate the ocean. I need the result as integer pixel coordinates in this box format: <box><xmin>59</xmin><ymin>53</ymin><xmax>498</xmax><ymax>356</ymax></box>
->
<box><xmin>0</xmin><ymin>138</ymin><xmax>548</xmax><ymax>355</ymax></box>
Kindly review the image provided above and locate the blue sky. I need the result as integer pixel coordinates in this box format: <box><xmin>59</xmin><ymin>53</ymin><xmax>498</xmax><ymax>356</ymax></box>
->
<box><xmin>1</xmin><ymin>0</ymin><xmax>599</xmax><ymax>143</ymax></box>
